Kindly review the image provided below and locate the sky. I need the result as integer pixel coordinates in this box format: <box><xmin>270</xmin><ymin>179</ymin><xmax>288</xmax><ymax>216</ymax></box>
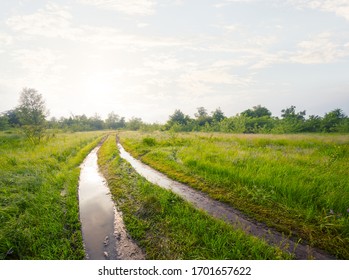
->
<box><xmin>0</xmin><ymin>0</ymin><xmax>349</xmax><ymax>123</ymax></box>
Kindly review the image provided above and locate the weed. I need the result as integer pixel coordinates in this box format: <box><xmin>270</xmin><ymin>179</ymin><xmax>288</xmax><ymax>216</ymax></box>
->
<box><xmin>142</xmin><ymin>137</ymin><xmax>156</xmax><ymax>146</ymax></box>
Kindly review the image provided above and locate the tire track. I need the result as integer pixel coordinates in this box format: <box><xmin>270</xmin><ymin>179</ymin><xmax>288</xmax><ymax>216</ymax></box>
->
<box><xmin>117</xmin><ymin>142</ymin><xmax>335</xmax><ymax>260</ymax></box>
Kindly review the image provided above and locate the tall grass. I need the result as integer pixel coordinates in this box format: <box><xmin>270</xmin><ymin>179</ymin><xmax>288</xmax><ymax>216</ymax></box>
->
<box><xmin>119</xmin><ymin>131</ymin><xmax>349</xmax><ymax>259</ymax></box>
<box><xmin>0</xmin><ymin>130</ymin><xmax>105</xmax><ymax>259</ymax></box>
<box><xmin>98</xmin><ymin>134</ymin><xmax>291</xmax><ymax>259</ymax></box>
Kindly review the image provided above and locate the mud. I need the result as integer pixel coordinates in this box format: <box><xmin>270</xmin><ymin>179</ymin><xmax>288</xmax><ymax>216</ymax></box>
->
<box><xmin>118</xmin><ymin>143</ymin><xmax>335</xmax><ymax>260</ymax></box>
<box><xmin>78</xmin><ymin>146</ymin><xmax>145</xmax><ymax>260</ymax></box>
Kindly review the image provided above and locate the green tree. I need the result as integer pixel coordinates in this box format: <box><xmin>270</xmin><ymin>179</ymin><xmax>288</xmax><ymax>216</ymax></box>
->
<box><xmin>211</xmin><ymin>107</ymin><xmax>226</xmax><ymax>122</ymax></box>
<box><xmin>89</xmin><ymin>113</ymin><xmax>104</xmax><ymax>130</ymax></box>
<box><xmin>106</xmin><ymin>112</ymin><xmax>121</xmax><ymax>129</ymax></box>
<box><xmin>280</xmin><ymin>105</ymin><xmax>306</xmax><ymax>133</ymax></box>
<box><xmin>126</xmin><ymin>117</ymin><xmax>143</xmax><ymax>131</ymax></box>
<box><xmin>168</xmin><ymin>109</ymin><xmax>189</xmax><ymax>126</ymax></box>
<box><xmin>165</xmin><ymin>109</ymin><xmax>192</xmax><ymax>131</ymax></box>
<box><xmin>0</xmin><ymin>113</ymin><xmax>9</xmax><ymax>130</ymax></box>
<box><xmin>241</xmin><ymin>105</ymin><xmax>272</xmax><ymax>118</ymax></box>
<box><xmin>241</xmin><ymin>105</ymin><xmax>273</xmax><ymax>133</ymax></box>
<box><xmin>16</xmin><ymin>88</ymin><xmax>49</xmax><ymax>144</ymax></box>
<box><xmin>321</xmin><ymin>109</ymin><xmax>347</xmax><ymax>132</ymax></box>
<box><xmin>195</xmin><ymin>107</ymin><xmax>212</xmax><ymax>127</ymax></box>
<box><xmin>303</xmin><ymin>115</ymin><xmax>322</xmax><ymax>132</ymax></box>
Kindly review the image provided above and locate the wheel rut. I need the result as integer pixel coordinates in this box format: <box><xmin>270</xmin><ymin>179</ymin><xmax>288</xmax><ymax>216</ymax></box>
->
<box><xmin>117</xmin><ymin>142</ymin><xmax>335</xmax><ymax>260</ymax></box>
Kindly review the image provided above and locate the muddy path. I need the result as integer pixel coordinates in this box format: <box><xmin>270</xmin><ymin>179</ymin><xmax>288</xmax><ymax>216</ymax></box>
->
<box><xmin>117</xmin><ymin>142</ymin><xmax>335</xmax><ymax>260</ymax></box>
<box><xmin>78</xmin><ymin>145</ymin><xmax>145</xmax><ymax>260</ymax></box>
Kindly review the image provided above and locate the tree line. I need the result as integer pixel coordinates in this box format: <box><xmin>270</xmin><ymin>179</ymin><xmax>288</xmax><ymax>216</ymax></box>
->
<box><xmin>1</xmin><ymin>88</ymin><xmax>348</xmax><ymax>144</ymax></box>
<box><xmin>165</xmin><ymin>105</ymin><xmax>349</xmax><ymax>133</ymax></box>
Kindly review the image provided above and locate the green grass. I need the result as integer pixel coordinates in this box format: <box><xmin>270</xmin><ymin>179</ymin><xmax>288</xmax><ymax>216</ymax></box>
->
<box><xmin>98</xmin><ymin>134</ymin><xmax>292</xmax><ymax>259</ymax></box>
<box><xmin>0</xmin><ymin>130</ymin><xmax>106</xmax><ymax>259</ymax></box>
<box><xmin>119</xmin><ymin>131</ymin><xmax>349</xmax><ymax>259</ymax></box>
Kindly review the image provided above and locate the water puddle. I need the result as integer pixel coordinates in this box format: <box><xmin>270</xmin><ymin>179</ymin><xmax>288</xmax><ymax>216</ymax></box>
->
<box><xmin>118</xmin><ymin>143</ymin><xmax>334</xmax><ymax>260</ymax></box>
<box><xmin>78</xmin><ymin>145</ymin><xmax>145</xmax><ymax>260</ymax></box>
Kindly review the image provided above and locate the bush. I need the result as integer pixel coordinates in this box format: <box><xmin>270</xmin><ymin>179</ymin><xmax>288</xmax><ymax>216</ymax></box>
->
<box><xmin>142</xmin><ymin>137</ymin><xmax>156</xmax><ymax>146</ymax></box>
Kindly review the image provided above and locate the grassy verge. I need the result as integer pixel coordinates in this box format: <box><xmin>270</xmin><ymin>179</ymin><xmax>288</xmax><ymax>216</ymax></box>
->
<box><xmin>118</xmin><ymin>131</ymin><xmax>349</xmax><ymax>259</ymax></box>
<box><xmin>98</xmin><ymin>134</ymin><xmax>292</xmax><ymax>259</ymax></box>
<box><xmin>0</xmin><ymin>130</ymin><xmax>106</xmax><ymax>259</ymax></box>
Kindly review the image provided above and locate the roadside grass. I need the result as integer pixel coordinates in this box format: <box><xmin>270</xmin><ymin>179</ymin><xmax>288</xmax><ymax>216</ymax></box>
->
<box><xmin>118</xmin><ymin>131</ymin><xmax>349</xmax><ymax>259</ymax></box>
<box><xmin>98</xmin><ymin>134</ymin><xmax>292</xmax><ymax>259</ymax></box>
<box><xmin>0</xmin><ymin>130</ymin><xmax>106</xmax><ymax>259</ymax></box>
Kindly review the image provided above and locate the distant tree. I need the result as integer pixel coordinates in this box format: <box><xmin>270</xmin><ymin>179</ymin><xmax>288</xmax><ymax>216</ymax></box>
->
<box><xmin>219</xmin><ymin>117</ymin><xmax>235</xmax><ymax>132</ymax></box>
<box><xmin>0</xmin><ymin>112</ymin><xmax>9</xmax><ymax>130</ymax></box>
<box><xmin>168</xmin><ymin>109</ymin><xmax>188</xmax><ymax>126</ymax></box>
<box><xmin>241</xmin><ymin>105</ymin><xmax>272</xmax><ymax>118</ymax></box>
<box><xmin>195</xmin><ymin>107</ymin><xmax>212</xmax><ymax>126</ymax></box>
<box><xmin>281</xmin><ymin>105</ymin><xmax>306</xmax><ymax>121</ymax></box>
<box><xmin>229</xmin><ymin>114</ymin><xmax>248</xmax><ymax>133</ymax></box>
<box><xmin>303</xmin><ymin>115</ymin><xmax>322</xmax><ymax>132</ymax></box>
<box><xmin>241</xmin><ymin>105</ymin><xmax>273</xmax><ymax>133</ymax></box>
<box><xmin>280</xmin><ymin>105</ymin><xmax>306</xmax><ymax>132</ymax></box>
<box><xmin>47</xmin><ymin>116</ymin><xmax>59</xmax><ymax>129</ymax></box>
<box><xmin>105</xmin><ymin>112</ymin><xmax>125</xmax><ymax>130</ymax></box>
<box><xmin>126</xmin><ymin>117</ymin><xmax>143</xmax><ymax>131</ymax></box>
<box><xmin>3</xmin><ymin>109</ymin><xmax>21</xmax><ymax>127</ymax></box>
<box><xmin>89</xmin><ymin>113</ymin><xmax>104</xmax><ymax>130</ymax></box>
<box><xmin>16</xmin><ymin>88</ymin><xmax>49</xmax><ymax>144</ymax></box>
<box><xmin>0</xmin><ymin>109</ymin><xmax>21</xmax><ymax>130</ymax></box>
<box><xmin>195</xmin><ymin>107</ymin><xmax>208</xmax><ymax>119</ymax></box>
<box><xmin>211</xmin><ymin>107</ymin><xmax>226</xmax><ymax>122</ymax></box>
<box><xmin>106</xmin><ymin>112</ymin><xmax>120</xmax><ymax>129</ymax></box>
<box><xmin>321</xmin><ymin>109</ymin><xmax>347</xmax><ymax>132</ymax></box>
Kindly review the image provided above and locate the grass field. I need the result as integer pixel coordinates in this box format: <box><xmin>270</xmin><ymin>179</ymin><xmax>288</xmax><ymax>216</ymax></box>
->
<box><xmin>0</xmin><ymin>130</ymin><xmax>106</xmax><ymax>259</ymax></box>
<box><xmin>1</xmin><ymin>129</ymin><xmax>347</xmax><ymax>259</ymax></box>
<box><xmin>98</xmin><ymin>134</ymin><xmax>291</xmax><ymax>259</ymax></box>
<box><xmin>119</xmin><ymin>131</ymin><xmax>349</xmax><ymax>259</ymax></box>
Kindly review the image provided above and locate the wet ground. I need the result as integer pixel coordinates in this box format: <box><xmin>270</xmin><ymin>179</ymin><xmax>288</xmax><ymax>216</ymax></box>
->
<box><xmin>78</xmin><ymin>146</ymin><xmax>144</xmax><ymax>260</ymax></box>
<box><xmin>118</xmin><ymin>142</ymin><xmax>335</xmax><ymax>260</ymax></box>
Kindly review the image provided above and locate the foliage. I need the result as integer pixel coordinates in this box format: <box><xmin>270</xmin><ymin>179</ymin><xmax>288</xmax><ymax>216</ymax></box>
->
<box><xmin>241</xmin><ymin>105</ymin><xmax>272</xmax><ymax>118</ymax></box>
<box><xmin>16</xmin><ymin>88</ymin><xmax>49</xmax><ymax>144</ymax></box>
<box><xmin>211</xmin><ymin>107</ymin><xmax>226</xmax><ymax>122</ymax></box>
<box><xmin>322</xmin><ymin>109</ymin><xmax>347</xmax><ymax>132</ymax></box>
<box><xmin>105</xmin><ymin>111</ymin><xmax>125</xmax><ymax>130</ymax></box>
<box><xmin>166</xmin><ymin>109</ymin><xmax>190</xmax><ymax>128</ymax></box>
<box><xmin>126</xmin><ymin>117</ymin><xmax>144</xmax><ymax>131</ymax></box>
<box><xmin>2</xmin><ymin>92</ymin><xmax>348</xmax><ymax>134</ymax></box>
<box><xmin>163</xmin><ymin>105</ymin><xmax>349</xmax><ymax>134</ymax></box>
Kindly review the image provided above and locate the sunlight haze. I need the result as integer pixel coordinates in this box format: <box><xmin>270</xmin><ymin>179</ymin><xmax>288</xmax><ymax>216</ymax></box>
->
<box><xmin>1</xmin><ymin>0</ymin><xmax>349</xmax><ymax>122</ymax></box>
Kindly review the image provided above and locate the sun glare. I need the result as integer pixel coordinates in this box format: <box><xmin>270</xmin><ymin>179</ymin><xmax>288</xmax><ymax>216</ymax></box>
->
<box><xmin>84</xmin><ymin>74</ymin><xmax>115</xmax><ymax>97</ymax></box>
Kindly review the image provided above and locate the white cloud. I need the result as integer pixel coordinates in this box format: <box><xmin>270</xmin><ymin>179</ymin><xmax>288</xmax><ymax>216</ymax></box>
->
<box><xmin>179</xmin><ymin>67</ymin><xmax>254</xmax><ymax>97</ymax></box>
<box><xmin>137</xmin><ymin>22</ymin><xmax>149</xmax><ymax>28</ymax></box>
<box><xmin>6</xmin><ymin>3</ymin><xmax>79</xmax><ymax>39</ymax></box>
<box><xmin>249</xmin><ymin>33</ymin><xmax>349</xmax><ymax>68</ymax></box>
<box><xmin>5</xmin><ymin>3</ymin><xmax>187</xmax><ymax>54</ymax></box>
<box><xmin>12</xmin><ymin>48</ymin><xmax>64</xmax><ymax>71</ymax></box>
<box><xmin>77</xmin><ymin>25</ymin><xmax>189</xmax><ymax>52</ymax></box>
<box><xmin>214</xmin><ymin>0</ymin><xmax>256</xmax><ymax>8</ymax></box>
<box><xmin>249</xmin><ymin>52</ymin><xmax>285</xmax><ymax>69</ymax></box>
<box><xmin>291</xmin><ymin>32</ymin><xmax>349</xmax><ymax>64</ymax></box>
<box><xmin>10</xmin><ymin>48</ymin><xmax>67</xmax><ymax>90</ymax></box>
<box><xmin>0</xmin><ymin>32</ymin><xmax>13</xmax><ymax>45</ymax></box>
<box><xmin>143</xmin><ymin>55</ymin><xmax>182</xmax><ymax>71</ymax></box>
<box><xmin>78</xmin><ymin>0</ymin><xmax>156</xmax><ymax>16</ymax></box>
<box><xmin>289</xmin><ymin>0</ymin><xmax>349</xmax><ymax>21</ymax></box>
